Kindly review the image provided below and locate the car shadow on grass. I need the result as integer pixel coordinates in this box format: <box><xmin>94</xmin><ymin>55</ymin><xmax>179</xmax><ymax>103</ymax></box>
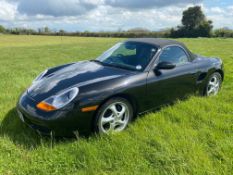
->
<box><xmin>0</xmin><ymin>108</ymin><xmax>55</xmax><ymax>149</ymax></box>
<box><xmin>0</xmin><ymin>108</ymin><xmax>45</xmax><ymax>148</ymax></box>
<box><xmin>0</xmin><ymin>108</ymin><xmax>88</xmax><ymax>149</ymax></box>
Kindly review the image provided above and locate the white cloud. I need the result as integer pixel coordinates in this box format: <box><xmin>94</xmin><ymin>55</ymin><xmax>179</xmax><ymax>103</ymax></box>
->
<box><xmin>206</xmin><ymin>6</ymin><xmax>233</xmax><ymax>28</ymax></box>
<box><xmin>104</xmin><ymin>0</ymin><xmax>203</xmax><ymax>9</ymax></box>
<box><xmin>0</xmin><ymin>0</ymin><xmax>232</xmax><ymax>31</ymax></box>
<box><xmin>12</xmin><ymin>0</ymin><xmax>104</xmax><ymax>16</ymax></box>
<box><xmin>209</xmin><ymin>7</ymin><xmax>224</xmax><ymax>14</ymax></box>
<box><xmin>8</xmin><ymin>0</ymin><xmax>203</xmax><ymax>17</ymax></box>
<box><xmin>61</xmin><ymin>4</ymin><xmax>189</xmax><ymax>31</ymax></box>
<box><xmin>0</xmin><ymin>0</ymin><xmax>17</xmax><ymax>21</ymax></box>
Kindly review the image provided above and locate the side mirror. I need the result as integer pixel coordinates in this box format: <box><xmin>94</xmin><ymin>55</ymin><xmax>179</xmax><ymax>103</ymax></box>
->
<box><xmin>155</xmin><ymin>61</ymin><xmax>176</xmax><ymax>70</ymax></box>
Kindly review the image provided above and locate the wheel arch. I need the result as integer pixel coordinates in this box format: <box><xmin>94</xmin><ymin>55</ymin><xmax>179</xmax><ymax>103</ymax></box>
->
<box><xmin>202</xmin><ymin>70</ymin><xmax>223</xmax><ymax>96</ymax></box>
<box><xmin>99</xmin><ymin>93</ymin><xmax>138</xmax><ymax>117</ymax></box>
<box><xmin>91</xmin><ymin>93</ymin><xmax>139</xmax><ymax>132</ymax></box>
<box><xmin>215</xmin><ymin>69</ymin><xmax>224</xmax><ymax>80</ymax></box>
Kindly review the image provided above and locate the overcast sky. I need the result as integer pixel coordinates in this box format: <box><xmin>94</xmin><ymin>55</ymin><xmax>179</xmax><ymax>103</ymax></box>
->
<box><xmin>0</xmin><ymin>0</ymin><xmax>232</xmax><ymax>31</ymax></box>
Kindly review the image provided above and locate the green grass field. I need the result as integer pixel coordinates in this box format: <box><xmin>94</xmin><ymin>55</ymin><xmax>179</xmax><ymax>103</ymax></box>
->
<box><xmin>0</xmin><ymin>35</ymin><xmax>232</xmax><ymax>175</ymax></box>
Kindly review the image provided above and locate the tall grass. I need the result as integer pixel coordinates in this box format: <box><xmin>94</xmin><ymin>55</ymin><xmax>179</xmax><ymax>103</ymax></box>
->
<box><xmin>0</xmin><ymin>35</ymin><xmax>232</xmax><ymax>175</ymax></box>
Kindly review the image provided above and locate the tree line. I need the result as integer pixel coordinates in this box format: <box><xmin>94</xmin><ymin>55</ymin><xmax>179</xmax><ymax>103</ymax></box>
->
<box><xmin>0</xmin><ymin>6</ymin><xmax>233</xmax><ymax>38</ymax></box>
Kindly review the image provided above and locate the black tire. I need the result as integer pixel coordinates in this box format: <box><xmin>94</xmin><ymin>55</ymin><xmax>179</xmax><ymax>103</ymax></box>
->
<box><xmin>204</xmin><ymin>72</ymin><xmax>222</xmax><ymax>96</ymax></box>
<box><xmin>94</xmin><ymin>97</ymin><xmax>133</xmax><ymax>134</ymax></box>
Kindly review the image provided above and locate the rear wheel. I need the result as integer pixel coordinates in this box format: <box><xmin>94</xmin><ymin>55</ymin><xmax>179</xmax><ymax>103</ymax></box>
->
<box><xmin>94</xmin><ymin>98</ymin><xmax>133</xmax><ymax>134</ymax></box>
<box><xmin>205</xmin><ymin>72</ymin><xmax>222</xmax><ymax>96</ymax></box>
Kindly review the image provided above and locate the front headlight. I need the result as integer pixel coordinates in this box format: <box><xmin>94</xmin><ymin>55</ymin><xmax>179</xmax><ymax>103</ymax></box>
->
<box><xmin>36</xmin><ymin>87</ymin><xmax>79</xmax><ymax>112</ymax></box>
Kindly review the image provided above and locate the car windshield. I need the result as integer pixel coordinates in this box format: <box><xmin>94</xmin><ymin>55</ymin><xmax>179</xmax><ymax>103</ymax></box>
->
<box><xmin>96</xmin><ymin>42</ymin><xmax>158</xmax><ymax>71</ymax></box>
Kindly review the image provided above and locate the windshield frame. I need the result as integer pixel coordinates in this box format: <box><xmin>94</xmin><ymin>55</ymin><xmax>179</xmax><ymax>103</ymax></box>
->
<box><xmin>96</xmin><ymin>41</ymin><xmax>158</xmax><ymax>72</ymax></box>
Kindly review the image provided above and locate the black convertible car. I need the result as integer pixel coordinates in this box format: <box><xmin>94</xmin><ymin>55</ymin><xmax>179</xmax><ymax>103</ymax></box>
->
<box><xmin>17</xmin><ymin>38</ymin><xmax>224</xmax><ymax>136</ymax></box>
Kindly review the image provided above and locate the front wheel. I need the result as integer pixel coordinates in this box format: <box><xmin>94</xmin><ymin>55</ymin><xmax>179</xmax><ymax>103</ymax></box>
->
<box><xmin>205</xmin><ymin>72</ymin><xmax>222</xmax><ymax>96</ymax></box>
<box><xmin>94</xmin><ymin>98</ymin><xmax>133</xmax><ymax>134</ymax></box>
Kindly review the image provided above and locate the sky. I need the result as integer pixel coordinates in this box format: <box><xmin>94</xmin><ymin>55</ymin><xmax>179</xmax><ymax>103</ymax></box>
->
<box><xmin>0</xmin><ymin>0</ymin><xmax>232</xmax><ymax>32</ymax></box>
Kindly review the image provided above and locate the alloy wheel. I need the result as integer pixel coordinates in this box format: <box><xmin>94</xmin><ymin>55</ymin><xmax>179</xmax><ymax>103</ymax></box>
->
<box><xmin>206</xmin><ymin>74</ymin><xmax>221</xmax><ymax>96</ymax></box>
<box><xmin>98</xmin><ymin>102</ymin><xmax>130</xmax><ymax>133</ymax></box>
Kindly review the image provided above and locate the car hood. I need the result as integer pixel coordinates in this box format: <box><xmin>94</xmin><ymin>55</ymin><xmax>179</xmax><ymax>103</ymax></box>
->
<box><xmin>27</xmin><ymin>61</ymin><xmax>132</xmax><ymax>102</ymax></box>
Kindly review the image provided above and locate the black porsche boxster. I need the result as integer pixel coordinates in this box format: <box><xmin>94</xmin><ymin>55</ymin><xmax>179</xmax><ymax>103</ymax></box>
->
<box><xmin>17</xmin><ymin>38</ymin><xmax>224</xmax><ymax>136</ymax></box>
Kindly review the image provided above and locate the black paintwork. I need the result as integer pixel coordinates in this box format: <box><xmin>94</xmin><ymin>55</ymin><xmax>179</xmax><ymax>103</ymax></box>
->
<box><xmin>17</xmin><ymin>38</ymin><xmax>224</xmax><ymax>136</ymax></box>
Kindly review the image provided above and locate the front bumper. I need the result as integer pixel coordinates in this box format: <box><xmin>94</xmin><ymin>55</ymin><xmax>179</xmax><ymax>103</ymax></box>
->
<box><xmin>17</xmin><ymin>92</ymin><xmax>96</xmax><ymax>137</ymax></box>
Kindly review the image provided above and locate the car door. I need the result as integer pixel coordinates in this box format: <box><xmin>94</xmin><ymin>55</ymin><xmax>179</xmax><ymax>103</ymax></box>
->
<box><xmin>146</xmin><ymin>45</ymin><xmax>198</xmax><ymax>109</ymax></box>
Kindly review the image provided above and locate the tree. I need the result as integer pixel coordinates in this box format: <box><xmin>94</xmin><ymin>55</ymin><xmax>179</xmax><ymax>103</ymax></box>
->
<box><xmin>214</xmin><ymin>28</ymin><xmax>233</xmax><ymax>37</ymax></box>
<box><xmin>182</xmin><ymin>6</ymin><xmax>205</xmax><ymax>30</ymax></box>
<box><xmin>127</xmin><ymin>27</ymin><xmax>150</xmax><ymax>33</ymax></box>
<box><xmin>0</xmin><ymin>25</ymin><xmax>5</xmax><ymax>33</ymax></box>
<box><xmin>59</xmin><ymin>29</ymin><xmax>65</xmax><ymax>35</ymax></box>
<box><xmin>171</xmin><ymin>6</ymin><xmax>213</xmax><ymax>37</ymax></box>
<box><xmin>44</xmin><ymin>26</ymin><xmax>50</xmax><ymax>34</ymax></box>
<box><xmin>198</xmin><ymin>20</ymin><xmax>213</xmax><ymax>37</ymax></box>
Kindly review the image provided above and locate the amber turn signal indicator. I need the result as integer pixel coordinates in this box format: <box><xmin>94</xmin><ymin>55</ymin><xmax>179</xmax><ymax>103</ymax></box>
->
<box><xmin>36</xmin><ymin>102</ymin><xmax>57</xmax><ymax>112</ymax></box>
<box><xmin>81</xmin><ymin>105</ymin><xmax>98</xmax><ymax>112</ymax></box>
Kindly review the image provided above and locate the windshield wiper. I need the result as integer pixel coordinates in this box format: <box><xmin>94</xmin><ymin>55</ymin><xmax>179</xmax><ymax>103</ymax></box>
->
<box><xmin>91</xmin><ymin>60</ymin><xmax>137</xmax><ymax>71</ymax></box>
<box><xmin>105</xmin><ymin>62</ymin><xmax>137</xmax><ymax>71</ymax></box>
<box><xmin>90</xmin><ymin>59</ymin><xmax>102</xmax><ymax>64</ymax></box>
<box><xmin>91</xmin><ymin>59</ymin><xmax>109</xmax><ymax>66</ymax></box>
<box><xmin>91</xmin><ymin>60</ymin><xmax>117</xmax><ymax>68</ymax></box>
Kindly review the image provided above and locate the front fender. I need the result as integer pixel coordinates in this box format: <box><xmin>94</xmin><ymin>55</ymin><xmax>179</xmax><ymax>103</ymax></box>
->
<box><xmin>196</xmin><ymin>57</ymin><xmax>224</xmax><ymax>94</ymax></box>
<box><xmin>77</xmin><ymin>72</ymin><xmax>148</xmax><ymax>113</ymax></box>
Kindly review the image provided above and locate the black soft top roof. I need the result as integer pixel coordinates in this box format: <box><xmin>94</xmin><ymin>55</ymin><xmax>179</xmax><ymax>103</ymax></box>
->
<box><xmin>125</xmin><ymin>38</ymin><xmax>185</xmax><ymax>48</ymax></box>
<box><xmin>125</xmin><ymin>38</ymin><xmax>195</xmax><ymax>60</ymax></box>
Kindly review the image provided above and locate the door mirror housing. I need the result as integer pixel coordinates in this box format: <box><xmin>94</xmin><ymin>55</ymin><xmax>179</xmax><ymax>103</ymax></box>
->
<box><xmin>155</xmin><ymin>61</ymin><xmax>176</xmax><ymax>70</ymax></box>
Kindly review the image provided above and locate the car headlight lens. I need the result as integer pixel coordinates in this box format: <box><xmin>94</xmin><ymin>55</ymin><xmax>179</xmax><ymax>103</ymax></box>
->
<box><xmin>36</xmin><ymin>87</ymin><xmax>79</xmax><ymax>112</ymax></box>
<box><xmin>33</xmin><ymin>69</ymin><xmax>48</xmax><ymax>83</ymax></box>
